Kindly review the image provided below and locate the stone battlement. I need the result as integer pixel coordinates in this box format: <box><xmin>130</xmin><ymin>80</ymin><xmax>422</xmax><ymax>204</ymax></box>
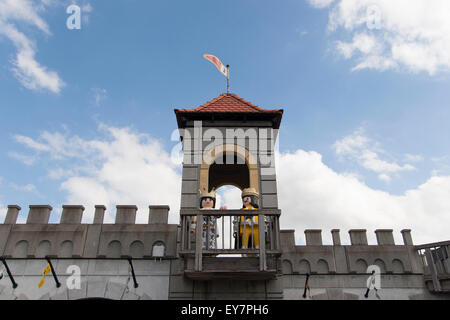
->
<box><xmin>281</xmin><ymin>228</ymin><xmax>414</xmax><ymax>247</ymax></box>
<box><xmin>3</xmin><ymin>204</ymin><xmax>171</xmax><ymax>225</ymax></box>
<box><xmin>0</xmin><ymin>204</ymin><xmax>177</xmax><ymax>260</ymax></box>
<box><xmin>279</xmin><ymin>229</ymin><xmax>423</xmax><ymax>276</ymax></box>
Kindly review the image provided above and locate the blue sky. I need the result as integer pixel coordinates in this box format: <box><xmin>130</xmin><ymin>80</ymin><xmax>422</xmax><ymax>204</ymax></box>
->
<box><xmin>1</xmin><ymin>0</ymin><xmax>449</xmax><ymax>244</ymax></box>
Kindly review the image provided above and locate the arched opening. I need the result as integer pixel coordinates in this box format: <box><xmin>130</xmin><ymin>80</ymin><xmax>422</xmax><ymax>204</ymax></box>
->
<box><xmin>199</xmin><ymin>144</ymin><xmax>259</xmax><ymax>195</ymax></box>
<box><xmin>209</xmin><ymin>154</ymin><xmax>249</xmax><ymax>191</ymax></box>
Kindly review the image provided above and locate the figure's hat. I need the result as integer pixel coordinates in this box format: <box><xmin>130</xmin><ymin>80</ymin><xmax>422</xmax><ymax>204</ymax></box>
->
<box><xmin>241</xmin><ymin>187</ymin><xmax>258</xmax><ymax>198</ymax></box>
<box><xmin>199</xmin><ymin>187</ymin><xmax>216</xmax><ymax>199</ymax></box>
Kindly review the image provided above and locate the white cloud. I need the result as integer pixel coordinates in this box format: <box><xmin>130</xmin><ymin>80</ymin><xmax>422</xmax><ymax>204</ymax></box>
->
<box><xmin>14</xmin><ymin>124</ymin><xmax>181</xmax><ymax>224</ymax></box>
<box><xmin>0</xmin><ymin>205</ymin><xmax>6</xmax><ymax>223</ymax></box>
<box><xmin>10</xmin><ymin>183</ymin><xmax>36</xmax><ymax>192</ymax></box>
<box><xmin>8</xmin><ymin>151</ymin><xmax>37</xmax><ymax>166</ymax></box>
<box><xmin>307</xmin><ymin>0</ymin><xmax>335</xmax><ymax>9</ymax></box>
<box><xmin>404</xmin><ymin>153</ymin><xmax>424</xmax><ymax>163</ymax></box>
<box><xmin>276</xmin><ymin>149</ymin><xmax>450</xmax><ymax>245</ymax></box>
<box><xmin>0</xmin><ymin>0</ymin><xmax>64</xmax><ymax>93</ymax></box>
<box><xmin>333</xmin><ymin>128</ymin><xmax>415</xmax><ymax>181</ymax></box>
<box><xmin>310</xmin><ymin>0</ymin><xmax>450</xmax><ymax>75</ymax></box>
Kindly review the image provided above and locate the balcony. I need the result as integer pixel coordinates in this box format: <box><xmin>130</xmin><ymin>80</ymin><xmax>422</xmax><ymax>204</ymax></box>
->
<box><xmin>179</xmin><ymin>209</ymin><xmax>281</xmax><ymax>280</ymax></box>
<box><xmin>416</xmin><ymin>241</ymin><xmax>450</xmax><ymax>293</ymax></box>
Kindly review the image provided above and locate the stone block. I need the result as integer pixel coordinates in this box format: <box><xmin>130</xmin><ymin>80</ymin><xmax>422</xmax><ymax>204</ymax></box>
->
<box><xmin>4</xmin><ymin>205</ymin><xmax>21</xmax><ymax>224</ymax></box>
<box><xmin>83</xmin><ymin>225</ymin><xmax>102</xmax><ymax>257</ymax></box>
<box><xmin>349</xmin><ymin>229</ymin><xmax>368</xmax><ymax>245</ymax></box>
<box><xmin>182</xmin><ymin>166</ymin><xmax>198</xmax><ymax>180</ymax></box>
<box><xmin>115</xmin><ymin>205</ymin><xmax>137</xmax><ymax>224</ymax></box>
<box><xmin>305</xmin><ymin>230</ymin><xmax>322</xmax><ymax>246</ymax></box>
<box><xmin>60</xmin><ymin>205</ymin><xmax>85</xmax><ymax>224</ymax></box>
<box><xmin>181</xmin><ymin>180</ymin><xmax>198</xmax><ymax>194</ymax></box>
<box><xmin>331</xmin><ymin>229</ymin><xmax>341</xmax><ymax>246</ymax></box>
<box><xmin>261</xmin><ymin>194</ymin><xmax>278</xmax><ymax>209</ymax></box>
<box><xmin>180</xmin><ymin>194</ymin><xmax>198</xmax><ymax>208</ymax></box>
<box><xmin>280</xmin><ymin>230</ymin><xmax>296</xmax><ymax>251</ymax></box>
<box><xmin>261</xmin><ymin>180</ymin><xmax>277</xmax><ymax>194</ymax></box>
<box><xmin>401</xmin><ymin>229</ymin><xmax>413</xmax><ymax>246</ymax></box>
<box><xmin>0</xmin><ymin>225</ymin><xmax>12</xmax><ymax>256</ymax></box>
<box><xmin>27</xmin><ymin>205</ymin><xmax>52</xmax><ymax>224</ymax></box>
<box><xmin>148</xmin><ymin>205</ymin><xmax>169</xmax><ymax>224</ymax></box>
<box><xmin>93</xmin><ymin>205</ymin><xmax>106</xmax><ymax>224</ymax></box>
<box><xmin>375</xmin><ymin>229</ymin><xmax>395</xmax><ymax>245</ymax></box>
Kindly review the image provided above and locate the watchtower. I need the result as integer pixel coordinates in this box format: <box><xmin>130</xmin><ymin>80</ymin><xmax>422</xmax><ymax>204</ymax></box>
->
<box><xmin>174</xmin><ymin>93</ymin><xmax>283</xmax><ymax>280</ymax></box>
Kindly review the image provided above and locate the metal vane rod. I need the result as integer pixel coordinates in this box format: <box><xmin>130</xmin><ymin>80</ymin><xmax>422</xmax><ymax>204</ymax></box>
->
<box><xmin>226</xmin><ymin>64</ymin><xmax>230</xmax><ymax>95</ymax></box>
<box><xmin>45</xmin><ymin>256</ymin><xmax>61</xmax><ymax>288</ymax></box>
<box><xmin>0</xmin><ymin>257</ymin><xmax>18</xmax><ymax>289</ymax></box>
<box><xmin>127</xmin><ymin>257</ymin><xmax>139</xmax><ymax>288</ymax></box>
<box><xmin>302</xmin><ymin>273</ymin><xmax>310</xmax><ymax>299</ymax></box>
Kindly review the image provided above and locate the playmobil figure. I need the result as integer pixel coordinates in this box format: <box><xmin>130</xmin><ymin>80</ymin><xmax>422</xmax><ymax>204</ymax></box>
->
<box><xmin>237</xmin><ymin>187</ymin><xmax>260</xmax><ymax>250</ymax></box>
<box><xmin>190</xmin><ymin>188</ymin><xmax>225</xmax><ymax>250</ymax></box>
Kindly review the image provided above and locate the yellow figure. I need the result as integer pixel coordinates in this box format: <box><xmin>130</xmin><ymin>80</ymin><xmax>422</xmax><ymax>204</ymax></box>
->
<box><xmin>239</xmin><ymin>188</ymin><xmax>260</xmax><ymax>249</ymax></box>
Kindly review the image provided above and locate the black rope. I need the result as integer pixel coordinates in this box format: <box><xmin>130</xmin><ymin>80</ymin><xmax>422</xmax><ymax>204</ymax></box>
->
<box><xmin>45</xmin><ymin>256</ymin><xmax>61</xmax><ymax>288</ymax></box>
<box><xmin>127</xmin><ymin>257</ymin><xmax>139</xmax><ymax>288</ymax></box>
<box><xmin>302</xmin><ymin>273</ymin><xmax>310</xmax><ymax>299</ymax></box>
<box><xmin>0</xmin><ymin>257</ymin><xmax>18</xmax><ymax>288</ymax></box>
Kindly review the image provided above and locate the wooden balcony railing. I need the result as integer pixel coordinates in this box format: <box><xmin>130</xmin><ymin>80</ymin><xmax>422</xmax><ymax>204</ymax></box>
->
<box><xmin>179</xmin><ymin>209</ymin><xmax>281</xmax><ymax>276</ymax></box>
<box><xmin>415</xmin><ymin>241</ymin><xmax>450</xmax><ymax>293</ymax></box>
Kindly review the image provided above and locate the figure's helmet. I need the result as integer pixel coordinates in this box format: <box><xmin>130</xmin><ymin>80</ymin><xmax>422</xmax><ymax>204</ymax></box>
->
<box><xmin>241</xmin><ymin>187</ymin><xmax>258</xmax><ymax>198</ymax></box>
<box><xmin>199</xmin><ymin>187</ymin><xmax>216</xmax><ymax>208</ymax></box>
<box><xmin>241</xmin><ymin>187</ymin><xmax>259</xmax><ymax>208</ymax></box>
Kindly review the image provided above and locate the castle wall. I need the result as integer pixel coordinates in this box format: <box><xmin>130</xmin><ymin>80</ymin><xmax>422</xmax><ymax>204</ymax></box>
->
<box><xmin>1</xmin><ymin>205</ymin><xmax>448</xmax><ymax>300</ymax></box>
<box><xmin>0</xmin><ymin>204</ymin><xmax>177</xmax><ymax>300</ymax></box>
<box><xmin>278</xmin><ymin>229</ymin><xmax>450</xmax><ymax>300</ymax></box>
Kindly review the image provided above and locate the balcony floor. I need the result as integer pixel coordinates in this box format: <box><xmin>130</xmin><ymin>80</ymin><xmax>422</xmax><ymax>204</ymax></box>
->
<box><xmin>184</xmin><ymin>257</ymin><xmax>279</xmax><ymax>280</ymax></box>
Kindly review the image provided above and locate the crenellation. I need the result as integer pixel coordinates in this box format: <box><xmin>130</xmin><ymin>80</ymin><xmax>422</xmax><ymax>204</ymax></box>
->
<box><xmin>27</xmin><ymin>205</ymin><xmax>52</xmax><ymax>224</ymax></box>
<box><xmin>331</xmin><ymin>229</ymin><xmax>341</xmax><ymax>246</ymax></box>
<box><xmin>375</xmin><ymin>229</ymin><xmax>395</xmax><ymax>245</ymax></box>
<box><xmin>94</xmin><ymin>205</ymin><xmax>106</xmax><ymax>224</ymax></box>
<box><xmin>60</xmin><ymin>205</ymin><xmax>85</xmax><ymax>224</ymax></box>
<box><xmin>148</xmin><ymin>205</ymin><xmax>170</xmax><ymax>224</ymax></box>
<box><xmin>5</xmin><ymin>205</ymin><xmax>21</xmax><ymax>224</ymax></box>
<box><xmin>304</xmin><ymin>229</ymin><xmax>323</xmax><ymax>246</ymax></box>
<box><xmin>401</xmin><ymin>229</ymin><xmax>413</xmax><ymax>246</ymax></box>
<box><xmin>280</xmin><ymin>230</ymin><xmax>295</xmax><ymax>252</ymax></box>
<box><xmin>115</xmin><ymin>205</ymin><xmax>137</xmax><ymax>224</ymax></box>
<box><xmin>349</xmin><ymin>229</ymin><xmax>368</xmax><ymax>245</ymax></box>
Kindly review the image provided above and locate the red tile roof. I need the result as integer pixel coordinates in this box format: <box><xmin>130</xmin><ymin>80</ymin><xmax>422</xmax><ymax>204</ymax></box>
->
<box><xmin>175</xmin><ymin>93</ymin><xmax>282</xmax><ymax>114</ymax></box>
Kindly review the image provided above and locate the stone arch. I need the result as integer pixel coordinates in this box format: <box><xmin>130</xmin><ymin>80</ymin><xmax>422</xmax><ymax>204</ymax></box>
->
<box><xmin>373</xmin><ymin>258</ymin><xmax>386</xmax><ymax>273</ymax></box>
<box><xmin>316</xmin><ymin>259</ymin><xmax>329</xmax><ymax>274</ymax></box>
<box><xmin>282</xmin><ymin>259</ymin><xmax>293</xmax><ymax>274</ymax></box>
<box><xmin>355</xmin><ymin>258</ymin><xmax>368</xmax><ymax>273</ymax></box>
<box><xmin>107</xmin><ymin>240</ymin><xmax>122</xmax><ymax>258</ymax></box>
<box><xmin>14</xmin><ymin>240</ymin><xmax>28</xmax><ymax>258</ymax></box>
<box><xmin>36</xmin><ymin>240</ymin><xmax>52</xmax><ymax>257</ymax></box>
<box><xmin>200</xmin><ymin>144</ymin><xmax>259</xmax><ymax>195</ymax></box>
<box><xmin>152</xmin><ymin>241</ymin><xmax>165</xmax><ymax>257</ymax></box>
<box><xmin>129</xmin><ymin>240</ymin><xmax>144</xmax><ymax>258</ymax></box>
<box><xmin>392</xmin><ymin>259</ymin><xmax>405</xmax><ymax>273</ymax></box>
<box><xmin>60</xmin><ymin>240</ymin><xmax>74</xmax><ymax>258</ymax></box>
<box><xmin>298</xmin><ymin>259</ymin><xmax>311</xmax><ymax>274</ymax></box>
